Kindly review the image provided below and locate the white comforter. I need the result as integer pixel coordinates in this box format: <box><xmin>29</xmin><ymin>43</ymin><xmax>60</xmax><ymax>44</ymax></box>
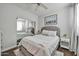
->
<box><xmin>19</xmin><ymin>34</ymin><xmax>59</xmax><ymax>56</ymax></box>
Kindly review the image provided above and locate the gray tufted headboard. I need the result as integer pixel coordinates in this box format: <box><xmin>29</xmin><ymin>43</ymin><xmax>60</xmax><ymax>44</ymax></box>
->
<box><xmin>41</xmin><ymin>26</ymin><xmax>60</xmax><ymax>37</ymax></box>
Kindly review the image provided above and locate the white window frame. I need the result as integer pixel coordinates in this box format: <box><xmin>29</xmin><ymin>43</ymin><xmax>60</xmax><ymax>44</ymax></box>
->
<box><xmin>17</xmin><ymin>17</ymin><xmax>35</xmax><ymax>33</ymax></box>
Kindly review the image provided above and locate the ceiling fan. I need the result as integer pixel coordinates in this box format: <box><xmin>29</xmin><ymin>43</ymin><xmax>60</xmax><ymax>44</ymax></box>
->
<box><xmin>32</xmin><ymin>3</ymin><xmax>48</xmax><ymax>11</ymax></box>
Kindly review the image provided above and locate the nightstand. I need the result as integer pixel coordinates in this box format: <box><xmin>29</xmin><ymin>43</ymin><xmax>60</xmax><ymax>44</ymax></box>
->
<box><xmin>60</xmin><ymin>37</ymin><xmax>70</xmax><ymax>49</ymax></box>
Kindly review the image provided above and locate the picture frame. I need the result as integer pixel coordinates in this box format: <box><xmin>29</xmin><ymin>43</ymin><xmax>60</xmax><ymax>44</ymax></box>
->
<box><xmin>44</xmin><ymin>14</ymin><xmax>57</xmax><ymax>25</ymax></box>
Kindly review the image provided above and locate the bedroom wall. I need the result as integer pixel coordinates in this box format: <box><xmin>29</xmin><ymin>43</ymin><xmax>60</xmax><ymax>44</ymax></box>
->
<box><xmin>38</xmin><ymin>6</ymin><xmax>74</xmax><ymax>38</ymax></box>
<box><xmin>0</xmin><ymin>3</ymin><xmax>38</xmax><ymax>51</ymax></box>
<box><xmin>0</xmin><ymin>31</ymin><xmax>1</xmax><ymax>56</ymax></box>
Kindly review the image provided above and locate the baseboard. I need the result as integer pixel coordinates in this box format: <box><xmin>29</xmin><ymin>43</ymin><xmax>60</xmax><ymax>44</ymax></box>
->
<box><xmin>2</xmin><ymin>45</ymin><xmax>17</xmax><ymax>52</ymax></box>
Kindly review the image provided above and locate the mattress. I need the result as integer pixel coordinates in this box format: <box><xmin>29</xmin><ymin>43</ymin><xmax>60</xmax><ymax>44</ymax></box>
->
<box><xmin>19</xmin><ymin>34</ymin><xmax>59</xmax><ymax>56</ymax></box>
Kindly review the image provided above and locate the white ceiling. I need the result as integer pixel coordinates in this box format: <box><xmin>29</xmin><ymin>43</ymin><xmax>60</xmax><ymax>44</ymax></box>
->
<box><xmin>15</xmin><ymin>3</ymin><xmax>74</xmax><ymax>16</ymax></box>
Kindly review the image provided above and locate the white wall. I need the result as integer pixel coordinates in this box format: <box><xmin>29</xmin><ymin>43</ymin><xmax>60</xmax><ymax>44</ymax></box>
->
<box><xmin>0</xmin><ymin>3</ymin><xmax>38</xmax><ymax>51</ymax></box>
<box><xmin>38</xmin><ymin>6</ymin><xmax>74</xmax><ymax>38</ymax></box>
<box><xmin>77</xmin><ymin>4</ymin><xmax>79</xmax><ymax>55</ymax></box>
<box><xmin>0</xmin><ymin>31</ymin><xmax>1</xmax><ymax>55</ymax></box>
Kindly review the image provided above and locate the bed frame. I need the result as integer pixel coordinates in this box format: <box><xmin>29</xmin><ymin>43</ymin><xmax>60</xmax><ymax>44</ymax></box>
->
<box><xmin>41</xmin><ymin>26</ymin><xmax>60</xmax><ymax>37</ymax></box>
<box><xmin>19</xmin><ymin>26</ymin><xmax>60</xmax><ymax>56</ymax></box>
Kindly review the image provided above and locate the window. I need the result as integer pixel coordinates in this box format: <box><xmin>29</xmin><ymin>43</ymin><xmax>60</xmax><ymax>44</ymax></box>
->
<box><xmin>17</xmin><ymin>18</ymin><xmax>25</xmax><ymax>32</ymax></box>
<box><xmin>25</xmin><ymin>20</ymin><xmax>29</xmax><ymax>32</ymax></box>
<box><xmin>17</xmin><ymin>21</ymin><xmax>24</xmax><ymax>31</ymax></box>
<box><xmin>29</xmin><ymin>22</ymin><xmax>33</xmax><ymax>28</ymax></box>
<box><xmin>17</xmin><ymin>17</ymin><xmax>35</xmax><ymax>33</ymax></box>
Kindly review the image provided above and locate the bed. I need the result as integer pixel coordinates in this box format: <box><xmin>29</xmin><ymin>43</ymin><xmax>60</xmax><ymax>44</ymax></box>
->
<box><xmin>19</xmin><ymin>26</ymin><xmax>60</xmax><ymax>56</ymax></box>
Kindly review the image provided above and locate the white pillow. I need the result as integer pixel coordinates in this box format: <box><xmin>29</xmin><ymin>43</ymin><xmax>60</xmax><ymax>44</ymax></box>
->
<box><xmin>42</xmin><ymin>30</ymin><xmax>57</xmax><ymax>36</ymax></box>
<box><xmin>42</xmin><ymin>30</ymin><xmax>48</xmax><ymax>35</ymax></box>
<box><xmin>47</xmin><ymin>31</ymin><xmax>57</xmax><ymax>36</ymax></box>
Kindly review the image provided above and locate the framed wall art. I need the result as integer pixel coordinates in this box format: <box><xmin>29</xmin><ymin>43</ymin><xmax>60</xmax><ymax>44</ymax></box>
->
<box><xmin>44</xmin><ymin>14</ymin><xmax>57</xmax><ymax>25</ymax></box>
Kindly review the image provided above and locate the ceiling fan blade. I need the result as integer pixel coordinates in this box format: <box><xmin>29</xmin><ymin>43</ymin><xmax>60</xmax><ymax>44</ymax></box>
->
<box><xmin>40</xmin><ymin>3</ymin><xmax>48</xmax><ymax>9</ymax></box>
<box><xmin>31</xmin><ymin>3</ymin><xmax>48</xmax><ymax>11</ymax></box>
<box><xmin>35</xmin><ymin>4</ymin><xmax>39</xmax><ymax>11</ymax></box>
<box><xmin>31</xmin><ymin>3</ymin><xmax>38</xmax><ymax>11</ymax></box>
